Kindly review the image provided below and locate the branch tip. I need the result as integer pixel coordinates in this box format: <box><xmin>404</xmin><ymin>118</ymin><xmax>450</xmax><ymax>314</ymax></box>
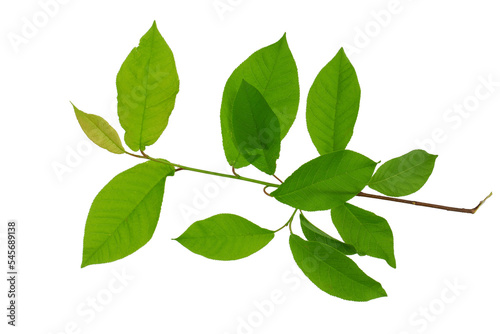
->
<box><xmin>471</xmin><ymin>192</ymin><xmax>493</xmax><ymax>214</ymax></box>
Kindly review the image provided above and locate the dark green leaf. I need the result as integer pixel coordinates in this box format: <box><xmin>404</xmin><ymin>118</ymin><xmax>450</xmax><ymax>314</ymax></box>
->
<box><xmin>81</xmin><ymin>161</ymin><xmax>175</xmax><ymax>267</ymax></box>
<box><xmin>300</xmin><ymin>214</ymin><xmax>356</xmax><ymax>255</ymax></box>
<box><xmin>271</xmin><ymin>150</ymin><xmax>376</xmax><ymax>211</ymax></box>
<box><xmin>117</xmin><ymin>21</ymin><xmax>179</xmax><ymax>152</ymax></box>
<box><xmin>289</xmin><ymin>234</ymin><xmax>387</xmax><ymax>301</ymax></box>
<box><xmin>369</xmin><ymin>150</ymin><xmax>437</xmax><ymax>197</ymax></box>
<box><xmin>72</xmin><ymin>103</ymin><xmax>125</xmax><ymax>154</ymax></box>
<box><xmin>331</xmin><ymin>204</ymin><xmax>396</xmax><ymax>268</ymax></box>
<box><xmin>221</xmin><ymin>34</ymin><xmax>299</xmax><ymax>168</ymax></box>
<box><xmin>175</xmin><ymin>214</ymin><xmax>274</xmax><ymax>261</ymax></box>
<box><xmin>231</xmin><ymin>80</ymin><xmax>281</xmax><ymax>175</ymax></box>
<box><xmin>306</xmin><ymin>48</ymin><xmax>361</xmax><ymax>155</ymax></box>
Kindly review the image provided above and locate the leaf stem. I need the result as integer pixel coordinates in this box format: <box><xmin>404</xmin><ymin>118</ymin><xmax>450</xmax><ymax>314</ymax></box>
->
<box><xmin>128</xmin><ymin>150</ymin><xmax>491</xmax><ymax>214</ymax></box>
<box><xmin>133</xmin><ymin>150</ymin><xmax>280</xmax><ymax>188</ymax></box>
<box><xmin>273</xmin><ymin>209</ymin><xmax>298</xmax><ymax>233</ymax></box>
<box><xmin>169</xmin><ymin>163</ymin><xmax>280</xmax><ymax>187</ymax></box>
<box><xmin>356</xmin><ymin>192</ymin><xmax>492</xmax><ymax>214</ymax></box>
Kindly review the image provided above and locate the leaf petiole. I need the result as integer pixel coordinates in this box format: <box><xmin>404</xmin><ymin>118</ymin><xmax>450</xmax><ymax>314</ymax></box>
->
<box><xmin>273</xmin><ymin>209</ymin><xmax>298</xmax><ymax>233</ymax></box>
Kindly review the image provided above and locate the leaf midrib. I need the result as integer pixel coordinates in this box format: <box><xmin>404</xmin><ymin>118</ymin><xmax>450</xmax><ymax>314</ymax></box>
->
<box><xmin>277</xmin><ymin>162</ymin><xmax>373</xmax><ymax>198</ymax></box>
<box><xmin>293</xmin><ymin>237</ymin><xmax>378</xmax><ymax>291</ymax></box>
<box><xmin>138</xmin><ymin>30</ymin><xmax>156</xmax><ymax>150</ymax></box>
<box><xmin>370</xmin><ymin>158</ymin><xmax>431</xmax><ymax>186</ymax></box>
<box><xmin>83</xmin><ymin>174</ymin><xmax>167</xmax><ymax>266</ymax></box>
<box><xmin>84</xmin><ymin>113</ymin><xmax>123</xmax><ymax>152</ymax></box>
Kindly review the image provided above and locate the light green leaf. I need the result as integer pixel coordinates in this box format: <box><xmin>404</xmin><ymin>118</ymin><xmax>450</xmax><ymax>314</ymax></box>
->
<box><xmin>306</xmin><ymin>48</ymin><xmax>361</xmax><ymax>155</ymax></box>
<box><xmin>221</xmin><ymin>33</ymin><xmax>299</xmax><ymax>168</ymax></box>
<box><xmin>369</xmin><ymin>149</ymin><xmax>437</xmax><ymax>197</ymax></box>
<box><xmin>289</xmin><ymin>234</ymin><xmax>387</xmax><ymax>301</ymax></box>
<box><xmin>231</xmin><ymin>80</ymin><xmax>281</xmax><ymax>175</ymax></box>
<box><xmin>271</xmin><ymin>150</ymin><xmax>376</xmax><ymax>211</ymax></box>
<box><xmin>117</xmin><ymin>21</ymin><xmax>179</xmax><ymax>152</ymax></box>
<box><xmin>81</xmin><ymin>161</ymin><xmax>175</xmax><ymax>267</ymax></box>
<box><xmin>331</xmin><ymin>204</ymin><xmax>396</xmax><ymax>268</ymax></box>
<box><xmin>174</xmin><ymin>214</ymin><xmax>274</xmax><ymax>261</ymax></box>
<box><xmin>72</xmin><ymin>103</ymin><xmax>125</xmax><ymax>154</ymax></box>
<box><xmin>299</xmin><ymin>214</ymin><xmax>356</xmax><ymax>255</ymax></box>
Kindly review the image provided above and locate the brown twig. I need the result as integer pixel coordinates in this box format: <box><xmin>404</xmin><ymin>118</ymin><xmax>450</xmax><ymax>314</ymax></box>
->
<box><xmin>232</xmin><ymin>166</ymin><xmax>240</xmax><ymax>178</ymax></box>
<box><xmin>273</xmin><ymin>174</ymin><xmax>283</xmax><ymax>184</ymax></box>
<box><xmin>263</xmin><ymin>186</ymin><xmax>272</xmax><ymax>197</ymax></box>
<box><xmin>356</xmin><ymin>192</ymin><xmax>492</xmax><ymax>214</ymax></box>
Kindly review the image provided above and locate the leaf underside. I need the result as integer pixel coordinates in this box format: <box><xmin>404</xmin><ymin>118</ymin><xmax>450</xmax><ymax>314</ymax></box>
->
<box><xmin>72</xmin><ymin>103</ymin><xmax>125</xmax><ymax>154</ymax></box>
<box><xmin>300</xmin><ymin>213</ymin><xmax>356</xmax><ymax>255</ymax></box>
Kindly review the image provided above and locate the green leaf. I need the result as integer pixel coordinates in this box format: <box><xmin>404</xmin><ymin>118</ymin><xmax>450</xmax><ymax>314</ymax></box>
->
<box><xmin>289</xmin><ymin>234</ymin><xmax>387</xmax><ymax>301</ymax></box>
<box><xmin>221</xmin><ymin>33</ymin><xmax>299</xmax><ymax>168</ymax></box>
<box><xmin>368</xmin><ymin>149</ymin><xmax>437</xmax><ymax>197</ymax></box>
<box><xmin>306</xmin><ymin>48</ymin><xmax>361</xmax><ymax>155</ymax></box>
<box><xmin>117</xmin><ymin>21</ymin><xmax>179</xmax><ymax>152</ymax></box>
<box><xmin>72</xmin><ymin>103</ymin><xmax>125</xmax><ymax>154</ymax></box>
<box><xmin>331</xmin><ymin>204</ymin><xmax>396</xmax><ymax>268</ymax></box>
<box><xmin>299</xmin><ymin>214</ymin><xmax>356</xmax><ymax>255</ymax></box>
<box><xmin>231</xmin><ymin>80</ymin><xmax>281</xmax><ymax>175</ymax></box>
<box><xmin>81</xmin><ymin>161</ymin><xmax>175</xmax><ymax>267</ymax></box>
<box><xmin>174</xmin><ymin>214</ymin><xmax>274</xmax><ymax>261</ymax></box>
<box><xmin>271</xmin><ymin>150</ymin><xmax>376</xmax><ymax>211</ymax></box>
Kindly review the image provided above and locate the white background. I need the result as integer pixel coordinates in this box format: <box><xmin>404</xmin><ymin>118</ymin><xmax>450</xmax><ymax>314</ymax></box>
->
<box><xmin>1</xmin><ymin>0</ymin><xmax>499</xmax><ymax>333</ymax></box>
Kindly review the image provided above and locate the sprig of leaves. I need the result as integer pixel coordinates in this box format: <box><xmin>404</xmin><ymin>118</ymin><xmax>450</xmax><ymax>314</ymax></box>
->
<box><xmin>72</xmin><ymin>21</ymin><xmax>490</xmax><ymax>302</ymax></box>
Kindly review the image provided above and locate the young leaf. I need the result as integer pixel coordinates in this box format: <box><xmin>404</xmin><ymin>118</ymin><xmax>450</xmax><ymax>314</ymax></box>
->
<box><xmin>289</xmin><ymin>234</ymin><xmax>387</xmax><ymax>301</ymax></box>
<box><xmin>81</xmin><ymin>160</ymin><xmax>175</xmax><ymax>267</ymax></box>
<box><xmin>117</xmin><ymin>21</ymin><xmax>179</xmax><ymax>152</ymax></box>
<box><xmin>72</xmin><ymin>103</ymin><xmax>125</xmax><ymax>154</ymax></box>
<box><xmin>271</xmin><ymin>150</ymin><xmax>377</xmax><ymax>211</ymax></box>
<box><xmin>368</xmin><ymin>149</ymin><xmax>437</xmax><ymax>197</ymax></box>
<box><xmin>331</xmin><ymin>204</ymin><xmax>396</xmax><ymax>268</ymax></box>
<box><xmin>299</xmin><ymin>214</ymin><xmax>356</xmax><ymax>255</ymax></box>
<box><xmin>221</xmin><ymin>33</ymin><xmax>299</xmax><ymax>168</ymax></box>
<box><xmin>174</xmin><ymin>214</ymin><xmax>274</xmax><ymax>261</ymax></box>
<box><xmin>306</xmin><ymin>48</ymin><xmax>361</xmax><ymax>155</ymax></box>
<box><xmin>231</xmin><ymin>80</ymin><xmax>281</xmax><ymax>175</ymax></box>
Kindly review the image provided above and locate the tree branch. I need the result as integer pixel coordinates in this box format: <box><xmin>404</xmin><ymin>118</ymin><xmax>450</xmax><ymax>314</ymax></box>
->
<box><xmin>356</xmin><ymin>192</ymin><xmax>492</xmax><ymax>214</ymax></box>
